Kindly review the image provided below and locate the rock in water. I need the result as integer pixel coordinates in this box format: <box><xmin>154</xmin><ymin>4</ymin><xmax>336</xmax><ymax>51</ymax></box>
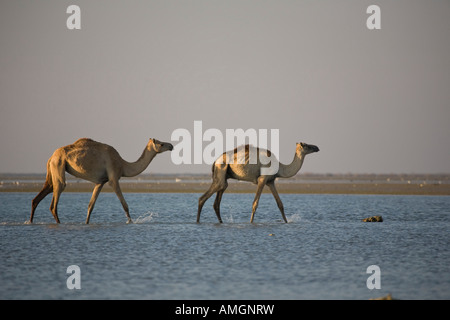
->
<box><xmin>362</xmin><ymin>215</ymin><xmax>383</xmax><ymax>222</ymax></box>
<box><xmin>370</xmin><ymin>293</ymin><xmax>395</xmax><ymax>300</ymax></box>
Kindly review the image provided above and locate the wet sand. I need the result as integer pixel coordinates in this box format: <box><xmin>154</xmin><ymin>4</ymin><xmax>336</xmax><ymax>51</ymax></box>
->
<box><xmin>1</xmin><ymin>173</ymin><xmax>449</xmax><ymax>195</ymax></box>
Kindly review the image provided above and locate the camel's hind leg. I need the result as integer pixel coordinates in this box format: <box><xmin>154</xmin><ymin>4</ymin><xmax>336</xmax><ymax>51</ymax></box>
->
<box><xmin>49</xmin><ymin>158</ymin><xmax>66</xmax><ymax>223</ymax></box>
<box><xmin>267</xmin><ymin>181</ymin><xmax>288</xmax><ymax>223</ymax></box>
<box><xmin>198</xmin><ymin>165</ymin><xmax>228</xmax><ymax>223</ymax></box>
<box><xmin>213</xmin><ymin>183</ymin><xmax>228</xmax><ymax>223</ymax></box>
<box><xmin>30</xmin><ymin>181</ymin><xmax>53</xmax><ymax>223</ymax></box>
<box><xmin>198</xmin><ymin>184</ymin><xmax>220</xmax><ymax>223</ymax></box>
<box><xmin>85</xmin><ymin>183</ymin><xmax>105</xmax><ymax>224</ymax></box>
<box><xmin>50</xmin><ymin>183</ymin><xmax>64</xmax><ymax>223</ymax></box>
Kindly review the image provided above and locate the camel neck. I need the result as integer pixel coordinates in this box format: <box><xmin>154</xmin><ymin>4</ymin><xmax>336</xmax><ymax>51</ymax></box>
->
<box><xmin>277</xmin><ymin>152</ymin><xmax>305</xmax><ymax>178</ymax></box>
<box><xmin>122</xmin><ymin>147</ymin><xmax>157</xmax><ymax>177</ymax></box>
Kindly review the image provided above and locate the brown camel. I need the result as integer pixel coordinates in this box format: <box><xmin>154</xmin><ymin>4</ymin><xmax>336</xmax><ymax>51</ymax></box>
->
<box><xmin>197</xmin><ymin>142</ymin><xmax>319</xmax><ymax>223</ymax></box>
<box><xmin>30</xmin><ymin>138</ymin><xmax>173</xmax><ymax>224</ymax></box>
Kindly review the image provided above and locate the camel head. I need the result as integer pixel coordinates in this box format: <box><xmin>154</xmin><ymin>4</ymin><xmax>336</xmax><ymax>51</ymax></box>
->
<box><xmin>296</xmin><ymin>142</ymin><xmax>319</xmax><ymax>155</ymax></box>
<box><xmin>149</xmin><ymin>138</ymin><xmax>174</xmax><ymax>153</ymax></box>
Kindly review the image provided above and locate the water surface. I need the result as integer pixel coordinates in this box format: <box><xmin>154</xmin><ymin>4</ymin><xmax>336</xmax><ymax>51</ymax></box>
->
<box><xmin>0</xmin><ymin>192</ymin><xmax>449</xmax><ymax>299</ymax></box>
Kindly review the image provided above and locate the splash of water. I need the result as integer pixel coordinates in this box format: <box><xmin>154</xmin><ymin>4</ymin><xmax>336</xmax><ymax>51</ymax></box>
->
<box><xmin>287</xmin><ymin>213</ymin><xmax>302</xmax><ymax>223</ymax></box>
<box><xmin>224</xmin><ymin>212</ymin><xmax>234</xmax><ymax>223</ymax></box>
<box><xmin>134</xmin><ymin>211</ymin><xmax>159</xmax><ymax>224</ymax></box>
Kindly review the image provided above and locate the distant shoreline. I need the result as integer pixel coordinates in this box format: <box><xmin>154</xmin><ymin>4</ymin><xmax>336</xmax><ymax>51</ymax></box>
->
<box><xmin>1</xmin><ymin>173</ymin><xmax>449</xmax><ymax>195</ymax></box>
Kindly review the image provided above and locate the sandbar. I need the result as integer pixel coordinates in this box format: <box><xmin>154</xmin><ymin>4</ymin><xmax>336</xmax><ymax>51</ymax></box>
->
<box><xmin>1</xmin><ymin>173</ymin><xmax>449</xmax><ymax>195</ymax></box>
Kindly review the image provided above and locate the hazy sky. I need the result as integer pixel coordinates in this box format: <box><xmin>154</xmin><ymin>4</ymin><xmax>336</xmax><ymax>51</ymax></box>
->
<box><xmin>1</xmin><ymin>0</ymin><xmax>449</xmax><ymax>174</ymax></box>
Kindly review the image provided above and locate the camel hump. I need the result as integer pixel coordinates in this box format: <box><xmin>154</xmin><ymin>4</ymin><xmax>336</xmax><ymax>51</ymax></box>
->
<box><xmin>218</xmin><ymin>144</ymin><xmax>274</xmax><ymax>165</ymax></box>
<box><xmin>61</xmin><ymin>138</ymin><xmax>106</xmax><ymax>156</ymax></box>
<box><xmin>70</xmin><ymin>138</ymin><xmax>108</xmax><ymax>149</ymax></box>
<box><xmin>74</xmin><ymin>138</ymin><xmax>95</xmax><ymax>145</ymax></box>
<box><xmin>218</xmin><ymin>144</ymin><xmax>253</xmax><ymax>165</ymax></box>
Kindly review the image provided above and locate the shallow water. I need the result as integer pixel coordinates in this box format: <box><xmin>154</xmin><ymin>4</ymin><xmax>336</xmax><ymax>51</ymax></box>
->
<box><xmin>0</xmin><ymin>192</ymin><xmax>449</xmax><ymax>299</ymax></box>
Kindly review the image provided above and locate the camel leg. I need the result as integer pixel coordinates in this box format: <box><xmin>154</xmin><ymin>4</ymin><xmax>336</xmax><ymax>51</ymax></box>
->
<box><xmin>197</xmin><ymin>184</ymin><xmax>219</xmax><ymax>223</ymax></box>
<box><xmin>85</xmin><ymin>183</ymin><xmax>105</xmax><ymax>224</ymax></box>
<box><xmin>49</xmin><ymin>160</ymin><xmax>66</xmax><ymax>223</ymax></box>
<box><xmin>198</xmin><ymin>165</ymin><xmax>228</xmax><ymax>223</ymax></box>
<box><xmin>213</xmin><ymin>184</ymin><xmax>227</xmax><ymax>223</ymax></box>
<box><xmin>30</xmin><ymin>182</ymin><xmax>53</xmax><ymax>223</ymax></box>
<box><xmin>50</xmin><ymin>183</ymin><xmax>64</xmax><ymax>223</ymax></box>
<box><xmin>109</xmin><ymin>180</ymin><xmax>132</xmax><ymax>224</ymax></box>
<box><xmin>267</xmin><ymin>181</ymin><xmax>288</xmax><ymax>223</ymax></box>
<box><xmin>250</xmin><ymin>177</ymin><xmax>267</xmax><ymax>223</ymax></box>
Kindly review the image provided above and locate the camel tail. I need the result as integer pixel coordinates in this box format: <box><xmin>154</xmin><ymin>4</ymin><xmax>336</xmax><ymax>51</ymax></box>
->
<box><xmin>42</xmin><ymin>158</ymin><xmax>54</xmax><ymax>188</ymax></box>
<box><xmin>30</xmin><ymin>159</ymin><xmax>53</xmax><ymax>223</ymax></box>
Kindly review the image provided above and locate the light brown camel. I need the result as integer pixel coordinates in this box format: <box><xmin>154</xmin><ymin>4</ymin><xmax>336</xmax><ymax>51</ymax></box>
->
<box><xmin>30</xmin><ymin>138</ymin><xmax>173</xmax><ymax>224</ymax></box>
<box><xmin>197</xmin><ymin>142</ymin><xmax>319</xmax><ymax>223</ymax></box>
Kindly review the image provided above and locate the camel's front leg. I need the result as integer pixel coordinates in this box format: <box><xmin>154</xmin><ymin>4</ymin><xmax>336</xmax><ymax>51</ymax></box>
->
<box><xmin>85</xmin><ymin>183</ymin><xmax>105</xmax><ymax>224</ymax></box>
<box><xmin>267</xmin><ymin>181</ymin><xmax>288</xmax><ymax>223</ymax></box>
<box><xmin>109</xmin><ymin>180</ymin><xmax>132</xmax><ymax>224</ymax></box>
<box><xmin>250</xmin><ymin>177</ymin><xmax>267</xmax><ymax>223</ymax></box>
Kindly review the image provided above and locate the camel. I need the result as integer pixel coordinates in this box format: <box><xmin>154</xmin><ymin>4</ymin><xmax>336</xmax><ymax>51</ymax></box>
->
<box><xmin>197</xmin><ymin>142</ymin><xmax>319</xmax><ymax>223</ymax></box>
<box><xmin>30</xmin><ymin>138</ymin><xmax>173</xmax><ymax>224</ymax></box>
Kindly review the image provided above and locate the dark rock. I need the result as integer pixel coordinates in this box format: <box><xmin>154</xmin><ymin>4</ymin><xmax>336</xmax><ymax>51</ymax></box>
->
<box><xmin>362</xmin><ymin>215</ymin><xmax>383</xmax><ymax>222</ymax></box>
<box><xmin>370</xmin><ymin>293</ymin><xmax>395</xmax><ymax>300</ymax></box>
